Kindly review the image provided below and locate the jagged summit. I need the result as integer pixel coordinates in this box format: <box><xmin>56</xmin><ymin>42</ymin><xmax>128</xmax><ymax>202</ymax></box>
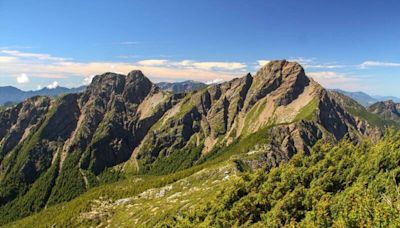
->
<box><xmin>0</xmin><ymin>60</ymin><xmax>385</xmax><ymax>224</ymax></box>
<box><xmin>255</xmin><ymin>60</ymin><xmax>304</xmax><ymax>79</ymax></box>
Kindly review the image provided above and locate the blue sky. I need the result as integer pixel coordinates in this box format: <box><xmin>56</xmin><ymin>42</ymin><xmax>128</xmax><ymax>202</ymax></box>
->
<box><xmin>1</xmin><ymin>0</ymin><xmax>400</xmax><ymax>96</ymax></box>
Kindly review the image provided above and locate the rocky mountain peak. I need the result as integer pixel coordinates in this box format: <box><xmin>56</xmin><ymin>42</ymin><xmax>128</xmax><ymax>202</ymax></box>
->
<box><xmin>368</xmin><ymin>100</ymin><xmax>400</xmax><ymax>121</ymax></box>
<box><xmin>0</xmin><ymin>61</ymin><xmax>389</xmax><ymax>225</ymax></box>
<box><xmin>245</xmin><ymin>60</ymin><xmax>310</xmax><ymax>108</ymax></box>
<box><xmin>82</xmin><ymin>71</ymin><xmax>153</xmax><ymax>105</ymax></box>
<box><xmin>255</xmin><ymin>60</ymin><xmax>304</xmax><ymax>81</ymax></box>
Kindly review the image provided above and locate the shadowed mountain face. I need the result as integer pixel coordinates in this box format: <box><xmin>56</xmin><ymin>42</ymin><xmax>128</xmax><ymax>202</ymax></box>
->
<box><xmin>0</xmin><ymin>60</ymin><xmax>384</xmax><ymax>224</ymax></box>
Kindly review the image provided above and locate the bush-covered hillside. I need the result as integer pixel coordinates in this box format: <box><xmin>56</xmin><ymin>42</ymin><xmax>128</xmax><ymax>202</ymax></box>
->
<box><xmin>7</xmin><ymin>130</ymin><xmax>400</xmax><ymax>227</ymax></box>
<box><xmin>162</xmin><ymin>130</ymin><xmax>400</xmax><ymax>227</ymax></box>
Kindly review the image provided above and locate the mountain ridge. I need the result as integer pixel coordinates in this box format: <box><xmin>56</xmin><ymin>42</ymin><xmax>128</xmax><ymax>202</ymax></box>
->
<box><xmin>0</xmin><ymin>60</ymin><xmax>388</xmax><ymax>225</ymax></box>
<box><xmin>0</xmin><ymin>85</ymin><xmax>86</xmax><ymax>106</ymax></box>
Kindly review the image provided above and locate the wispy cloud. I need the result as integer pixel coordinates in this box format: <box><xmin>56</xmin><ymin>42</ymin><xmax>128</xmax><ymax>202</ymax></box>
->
<box><xmin>256</xmin><ymin>58</ymin><xmax>344</xmax><ymax>69</ymax></box>
<box><xmin>289</xmin><ymin>57</ymin><xmax>344</xmax><ymax>69</ymax></box>
<box><xmin>0</xmin><ymin>50</ymin><xmax>247</xmax><ymax>85</ymax></box>
<box><xmin>136</xmin><ymin>59</ymin><xmax>247</xmax><ymax>71</ymax></box>
<box><xmin>257</xmin><ymin>60</ymin><xmax>270</xmax><ymax>67</ymax></box>
<box><xmin>0</xmin><ymin>56</ymin><xmax>17</xmax><ymax>62</ymax></box>
<box><xmin>118</xmin><ymin>41</ymin><xmax>139</xmax><ymax>45</ymax></box>
<box><xmin>137</xmin><ymin>59</ymin><xmax>169</xmax><ymax>66</ymax></box>
<box><xmin>359</xmin><ymin>61</ymin><xmax>400</xmax><ymax>69</ymax></box>
<box><xmin>1</xmin><ymin>50</ymin><xmax>72</xmax><ymax>62</ymax></box>
<box><xmin>46</xmin><ymin>81</ymin><xmax>59</xmax><ymax>89</ymax></box>
<box><xmin>206</xmin><ymin>78</ymin><xmax>225</xmax><ymax>85</ymax></box>
<box><xmin>83</xmin><ymin>75</ymin><xmax>95</xmax><ymax>85</ymax></box>
<box><xmin>307</xmin><ymin>71</ymin><xmax>364</xmax><ymax>91</ymax></box>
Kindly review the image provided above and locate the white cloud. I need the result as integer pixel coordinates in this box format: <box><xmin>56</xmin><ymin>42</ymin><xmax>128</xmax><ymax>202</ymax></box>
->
<box><xmin>190</xmin><ymin>61</ymin><xmax>246</xmax><ymax>71</ymax></box>
<box><xmin>257</xmin><ymin>60</ymin><xmax>270</xmax><ymax>67</ymax></box>
<box><xmin>36</xmin><ymin>85</ymin><xmax>43</xmax><ymax>90</ymax></box>
<box><xmin>137</xmin><ymin>59</ymin><xmax>169</xmax><ymax>66</ymax></box>
<box><xmin>206</xmin><ymin>78</ymin><xmax>225</xmax><ymax>85</ymax></box>
<box><xmin>307</xmin><ymin>71</ymin><xmax>363</xmax><ymax>91</ymax></box>
<box><xmin>359</xmin><ymin>61</ymin><xmax>400</xmax><ymax>69</ymax></box>
<box><xmin>83</xmin><ymin>75</ymin><xmax>95</xmax><ymax>85</ymax></box>
<box><xmin>0</xmin><ymin>56</ymin><xmax>16</xmax><ymax>62</ymax></box>
<box><xmin>47</xmin><ymin>81</ymin><xmax>59</xmax><ymax>89</ymax></box>
<box><xmin>16</xmin><ymin>73</ymin><xmax>30</xmax><ymax>83</ymax></box>
<box><xmin>288</xmin><ymin>57</ymin><xmax>343</xmax><ymax>69</ymax></box>
<box><xmin>118</xmin><ymin>41</ymin><xmax>139</xmax><ymax>45</ymax></box>
<box><xmin>1</xmin><ymin>50</ymin><xmax>71</xmax><ymax>61</ymax></box>
<box><xmin>136</xmin><ymin>59</ymin><xmax>246</xmax><ymax>71</ymax></box>
<box><xmin>0</xmin><ymin>50</ymin><xmax>246</xmax><ymax>84</ymax></box>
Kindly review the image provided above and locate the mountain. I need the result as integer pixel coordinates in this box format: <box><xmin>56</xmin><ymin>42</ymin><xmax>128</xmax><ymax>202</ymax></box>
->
<box><xmin>156</xmin><ymin>80</ymin><xmax>207</xmax><ymax>93</ymax></box>
<box><xmin>332</xmin><ymin>89</ymin><xmax>377</xmax><ymax>107</ymax></box>
<box><xmin>0</xmin><ymin>86</ymin><xmax>86</xmax><ymax>106</ymax></box>
<box><xmin>367</xmin><ymin>100</ymin><xmax>400</xmax><ymax>122</ymax></box>
<box><xmin>329</xmin><ymin>90</ymin><xmax>400</xmax><ymax>130</ymax></box>
<box><xmin>372</xmin><ymin>95</ymin><xmax>400</xmax><ymax>103</ymax></box>
<box><xmin>0</xmin><ymin>60</ymin><xmax>390</xmax><ymax>226</ymax></box>
<box><xmin>333</xmin><ymin>89</ymin><xmax>400</xmax><ymax>107</ymax></box>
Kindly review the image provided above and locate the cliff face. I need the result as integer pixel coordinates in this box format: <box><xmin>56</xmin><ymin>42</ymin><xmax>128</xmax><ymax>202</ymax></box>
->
<box><xmin>132</xmin><ymin>60</ymin><xmax>381</xmax><ymax>173</ymax></box>
<box><xmin>0</xmin><ymin>60</ymin><xmax>383</xmax><ymax>223</ymax></box>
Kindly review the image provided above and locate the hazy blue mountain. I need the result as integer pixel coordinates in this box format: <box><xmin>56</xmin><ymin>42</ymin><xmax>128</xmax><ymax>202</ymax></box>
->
<box><xmin>372</xmin><ymin>95</ymin><xmax>400</xmax><ymax>103</ymax></box>
<box><xmin>0</xmin><ymin>86</ymin><xmax>86</xmax><ymax>105</ymax></box>
<box><xmin>332</xmin><ymin>89</ymin><xmax>377</xmax><ymax>107</ymax></box>
<box><xmin>156</xmin><ymin>80</ymin><xmax>206</xmax><ymax>93</ymax></box>
<box><xmin>332</xmin><ymin>89</ymin><xmax>400</xmax><ymax>107</ymax></box>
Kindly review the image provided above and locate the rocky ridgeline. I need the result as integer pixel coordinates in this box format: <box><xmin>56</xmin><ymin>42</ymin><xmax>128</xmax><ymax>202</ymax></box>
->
<box><xmin>0</xmin><ymin>60</ymin><xmax>384</xmax><ymax>224</ymax></box>
<box><xmin>368</xmin><ymin>100</ymin><xmax>400</xmax><ymax>122</ymax></box>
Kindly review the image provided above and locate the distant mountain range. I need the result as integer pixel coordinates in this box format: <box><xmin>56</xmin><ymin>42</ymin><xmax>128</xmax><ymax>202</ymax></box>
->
<box><xmin>0</xmin><ymin>86</ymin><xmax>86</xmax><ymax>106</ymax></box>
<box><xmin>1</xmin><ymin>60</ymin><xmax>400</xmax><ymax>226</ymax></box>
<box><xmin>156</xmin><ymin>80</ymin><xmax>207</xmax><ymax>93</ymax></box>
<box><xmin>4</xmin><ymin>82</ymin><xmax>398</xmax><ymax>110</ymax></box>
<box><xmin>332</xmin><ymin>89</ymin><xmax>400</xmax><ymax>107</ymax></box>
<box><xmin>0</xmin><ymin>81</ymin><xmax>206</xmax><ymax>106</ymax></box>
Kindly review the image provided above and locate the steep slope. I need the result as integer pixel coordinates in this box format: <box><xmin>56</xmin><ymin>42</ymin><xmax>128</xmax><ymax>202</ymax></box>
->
<box><xmin>329</xmin><ymin>91</ymin><xmax>398</xmax><ymax>132</ymax></box>
<box><xmin>0</xmin><ymin>60</ymin><xmax>383</xmax><ymax>225</ymax></box>
<box><xmin>130</xmin><ymin>60</ymin><xmax>380</xmax><ymax>175</ymax></box>
<box><xmin>368</xmin><ymin>100</ymin><xmax>400</xmax><ymax>123</ymax></box>
<box><xmin>0</xmin><ymin>71</ymin><xmax>180</xmax><ymax>224</ymax></box>
<box><xmin>8</xmin><ymin>129</ymin><xmax>400</xmax><ymax>227</ymax></box>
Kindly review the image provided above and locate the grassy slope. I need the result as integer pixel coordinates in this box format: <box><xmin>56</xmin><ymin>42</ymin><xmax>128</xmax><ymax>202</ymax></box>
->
<box><xmin>6</xmin><ymin>122</ymin><xmax>279</xmax><ymax>227</ymax></box>
<box><xmin>5</xmin><ymin>94</ymin><xmax>322</xmax><ymax>227</ymax></box>
<box><xmin>162</xmin><ymin>130</ymin><xmax>400</xmax><ymax>227</ymax></box>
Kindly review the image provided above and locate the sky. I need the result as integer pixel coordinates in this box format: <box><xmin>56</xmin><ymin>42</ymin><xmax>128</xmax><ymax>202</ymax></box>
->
<box><xmin>1</xmin><ymin>0</ymin><xmax>400</xmax><ymax>96</ymax></box>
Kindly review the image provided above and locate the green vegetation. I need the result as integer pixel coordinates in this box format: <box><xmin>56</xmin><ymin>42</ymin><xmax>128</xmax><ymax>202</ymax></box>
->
<box><xmin>347</xmin><ymin>106</ymin><xmax>400</xmax><ymax>129</ymax></box>
<box><xmin>47</xmin><ymin>151</ymin><xmax>86</xmax><ymax>206</ymax></box>
<box><xmin>243</xmin><ymin>98</ymin><xmax>268</xmax><ymax>135</ymax></box>
<box><xmin>144</xmin><ymin>140</ymin><xmax>204</xmax><ymax>175</ymax></box>
<box><xmin>293</xmin><ymin>98</ymin><xmax>319</xmax><ymax>122</ymax></box>
<box><xmin>163</xmin><ymin>130</ymin><xmax>400</xmax><ymax>227</ymax></box>
<box><xmin>9</xmin><ymin>129</ymin><xmax>400</xmax><ymax>227</ymax></box>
